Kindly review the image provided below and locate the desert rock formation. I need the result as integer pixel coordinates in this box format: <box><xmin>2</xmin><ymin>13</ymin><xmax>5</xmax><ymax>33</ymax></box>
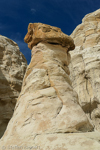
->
<box><xmin>0</xmin><ymin>35</ymin><xmax>27</xmax><ymax>138</ymax></box>
<box><xmin>0</xmin><ymin>23</ymin><xmax>98</xmax><ymax>150</ymax></box>
<box><xmin>69</xmin><ymin>9</ymin><xmax>100</xmax><ymax>131</ymax></box>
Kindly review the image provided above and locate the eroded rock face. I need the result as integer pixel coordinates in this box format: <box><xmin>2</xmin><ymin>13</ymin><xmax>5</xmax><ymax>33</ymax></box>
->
<box><xmin>0</xmin><ymin>35</ymin><xmax>27</xmax><ymax>138</ymax></box>
<box><xmin>0</xmin><ymin>24</ymin><xmax>95</xmax><ymax>149</ymax></box>
<box><xmin>69</xmin><ymin>9</ymin><xmax>100</xmax><ymax>131</ymax></box>
<box><xmin>34</xmin><ymin>131</ymin><xmax>100</xmax><ymax>150</ymax></box>
<box><xmin>24</xmin><ymin>23</ymin><xmax>75</xmax><ymax>50</ymax></box>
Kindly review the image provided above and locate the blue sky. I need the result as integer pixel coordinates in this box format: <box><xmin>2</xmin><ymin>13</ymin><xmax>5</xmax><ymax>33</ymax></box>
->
<box><xmin>0</xmin><ymin>0</ymin><xmax>100</xmax><ymax>64</ymax></box>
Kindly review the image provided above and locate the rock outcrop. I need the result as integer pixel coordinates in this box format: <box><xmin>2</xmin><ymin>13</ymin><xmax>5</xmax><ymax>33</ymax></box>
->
<box><xmin>0</xmin><ymin>23</ymin><xmax>98</xmax><ymax>150</ymax></box>
<box><xmin>69</xmin><ymin>9</ymin><xmax>100</xmax><ymax>131</ymax></box>
<box><xmin>0</xmin><ymin>35</ymin><xmax>27</xmax><ymax>138</ymax></box>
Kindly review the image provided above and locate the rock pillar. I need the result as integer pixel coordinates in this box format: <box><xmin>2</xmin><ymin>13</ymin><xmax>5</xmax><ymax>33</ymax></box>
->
<box><xmin>0</xmin><ymin>23</ymin><xmax>93</xmax><ymax>148</ymax></box>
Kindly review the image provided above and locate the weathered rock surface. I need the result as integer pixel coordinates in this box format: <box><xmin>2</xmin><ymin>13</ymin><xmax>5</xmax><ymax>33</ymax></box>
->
<box><xmin>24</xmin><ymin>23</ymin><xmax>75</xmax><ymax>50</ymax></box>
<box><xmin>0</xmin><ymin>23</ymin><xmax>96</xmax><ymax>150</ymax></box>
<box><xmin>34</xmin><ymin>131</ymin><xmax>100</xmax><ymax>150</ymax></box>
<box><xmin>69</xmin><ymin>9</ymin><xmax>100</xmax><ymax>131</ymax></box>
<box><xmin>0</xmin><ymin>35</ymin><xmax>27</xmax><ymax>138</ymax></box>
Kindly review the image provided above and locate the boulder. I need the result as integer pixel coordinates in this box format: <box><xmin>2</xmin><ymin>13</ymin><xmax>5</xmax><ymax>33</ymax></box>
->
<box><xmin>24</xmin><ymin>23</ymin><xmax>75</xmax><ymax>50</ymax></box>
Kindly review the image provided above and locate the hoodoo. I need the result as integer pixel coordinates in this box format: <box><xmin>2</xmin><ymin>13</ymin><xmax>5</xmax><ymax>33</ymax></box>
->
<box><xmin>0</xmin><ymin>23</ymin><xmax>100</xmax><ymax>150</ymax></box>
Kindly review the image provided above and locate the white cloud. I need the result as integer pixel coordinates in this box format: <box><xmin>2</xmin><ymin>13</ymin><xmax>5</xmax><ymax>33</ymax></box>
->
<box><xmin>31</xmin><ymin>8</ymin><xmax>36</xmax><ymax>14</ymax></box>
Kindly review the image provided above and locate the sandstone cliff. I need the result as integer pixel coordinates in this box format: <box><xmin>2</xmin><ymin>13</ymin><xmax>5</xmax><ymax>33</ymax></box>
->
<box><xmin>69</xmin><ymin>9</ymin><xmax>100</xmax><ymax>131</ymax></box>
<box><xmin>0</xmin><ymin>35</ymin><xmax>27</xmax><ymax>138</ymax></box>
<box><xmin>1</xmin><ymin>23</ymin><xmax>100</xmax><ymax>150</ymax></box>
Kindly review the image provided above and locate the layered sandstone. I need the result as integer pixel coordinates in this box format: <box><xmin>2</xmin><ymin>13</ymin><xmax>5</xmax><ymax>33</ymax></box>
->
<box><xmin>0</xmin><ymin>23</ymin><xmax>97</xmax><ymax>150</ymax></box>
<box><xmin>0</xmin><ymin>35</ymin><xmax>27</xmax><ymax>138</ymax></box>
<box><xmin>69</xmin><ymin>9</ymin><xmax>100</xmax><ymax>131</ymax></box>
